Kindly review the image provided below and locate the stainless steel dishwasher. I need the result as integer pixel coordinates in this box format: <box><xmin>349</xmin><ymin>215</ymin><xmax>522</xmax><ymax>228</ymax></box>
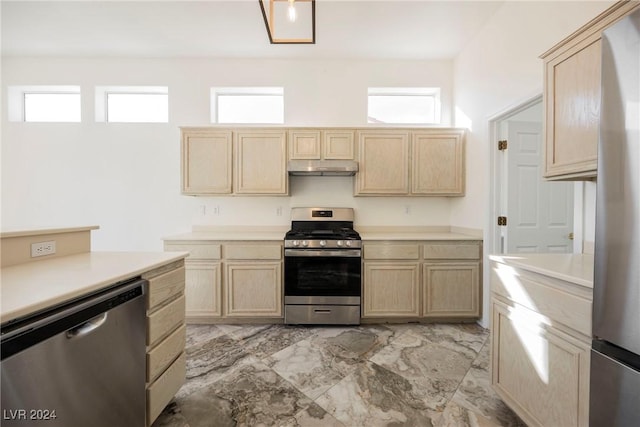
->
<box><xmin>1</xmin><ymin>277</ymin><xmax>146</xmax><ymax>426</ymax></box>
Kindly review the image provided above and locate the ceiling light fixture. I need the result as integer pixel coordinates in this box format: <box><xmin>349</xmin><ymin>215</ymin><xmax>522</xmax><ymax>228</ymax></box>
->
<box><xmin>259</xmin><ymin>0</ymin><xmax>315</xmax><ymax>44</ymax></box>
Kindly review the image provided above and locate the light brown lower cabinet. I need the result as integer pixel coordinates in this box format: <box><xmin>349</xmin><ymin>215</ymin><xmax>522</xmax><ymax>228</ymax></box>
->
<box><xmin>142</xmin><ymin>260</ymin><xmax>187</xmax><ymax>426</ymax></box>
<box><xmin>225</xmin><ymin>262</ymin><xmax>282</xmax><ymax>317</ymax></box>
<box><xmin>491</xmin><ymin>298</ymin><xmax>590</xmax><ymax>427</ymax></box>
<box><xmin>361</xmin><ymin>241</ymin><xmax>482</xmax><ymax>320</ymax></box>
<box><xmin>363</xmin><ymin>263</ymin><xmax>420</xmax><ymax>317</ymax></box>
<box><xmin>164</xmin><ymin>241</ymin><xmax>283</xmax><ymax>322</ymax></box>
<box><xmin>490</xmin><ymin>257</ymin><xmax>592</xmax><ymax>427</ymax></box>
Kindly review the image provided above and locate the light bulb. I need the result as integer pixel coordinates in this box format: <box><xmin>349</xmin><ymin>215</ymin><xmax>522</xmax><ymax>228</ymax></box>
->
<box><xmin>288</xmin><ymin>0</ymin><xmax>297</xmax><ymax>22</ymax></box>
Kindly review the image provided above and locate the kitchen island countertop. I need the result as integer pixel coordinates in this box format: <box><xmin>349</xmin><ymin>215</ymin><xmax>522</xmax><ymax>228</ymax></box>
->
<box><xmin>489</xmin><ymin>253</ymin><xmax>594</xmax><ymax>288</ymax></box>
<box><xmin>1</xmin><ymin>251</ymin><xmax>188</xmax><ymax>324</ymax></box>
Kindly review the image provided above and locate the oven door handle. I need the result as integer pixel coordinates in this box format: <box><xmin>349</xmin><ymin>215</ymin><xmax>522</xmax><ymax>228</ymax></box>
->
<box><xmin>284</xmin><ymin>249</ymin><xmax>362</xmax><ymax>257</ymax></box>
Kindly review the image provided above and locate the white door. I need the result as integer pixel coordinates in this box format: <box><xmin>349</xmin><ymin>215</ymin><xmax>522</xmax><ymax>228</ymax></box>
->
<box><xmin>505</xmin><ymin>120</ymin><xmax>574</xmax><ymax>253</ymax></box>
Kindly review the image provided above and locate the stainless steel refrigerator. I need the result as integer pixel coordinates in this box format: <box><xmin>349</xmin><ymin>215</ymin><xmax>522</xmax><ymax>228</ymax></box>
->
<box><xmin>590</xmin><ymin>8</ymin><xmax>640</xmax><ymax>426</ymax></box>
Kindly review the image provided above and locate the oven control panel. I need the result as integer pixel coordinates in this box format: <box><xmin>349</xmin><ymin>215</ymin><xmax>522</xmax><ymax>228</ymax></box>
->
<box><xmin>285</xmin><ymin>239</ymin><xmax>362</xmax><ymax>249</ymax></box>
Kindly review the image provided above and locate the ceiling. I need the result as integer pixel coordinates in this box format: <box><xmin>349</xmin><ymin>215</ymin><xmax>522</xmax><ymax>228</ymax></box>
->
<box><xmin>1</xmin><ymin>1</ymin><xmax>505</xmax><ymax>60</ymax></box>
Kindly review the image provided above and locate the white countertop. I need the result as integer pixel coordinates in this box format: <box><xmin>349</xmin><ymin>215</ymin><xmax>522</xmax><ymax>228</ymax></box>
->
<box><xmin>1</xmin><ymin>225</ymin><xmax>99</xmax><ymax>238</ymax></box>
<box><xmin>489</xmin><ymin>253</ymin><xmax>594</xmax><ymax>288</ymax></box>
<box><xmin>163</xmin><ymin>226</ymin><xmax>482</xmax><ymax>242</ymax></box>
<box><xmin>1</xmin><ymin>251</ymin><xmax>188</xmax><ymax>323</ymax></box>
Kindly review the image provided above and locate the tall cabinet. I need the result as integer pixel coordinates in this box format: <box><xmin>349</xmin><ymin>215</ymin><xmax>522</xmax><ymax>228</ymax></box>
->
<box><xmin>541</xmin><ymin>1</ymin><xmax>639</xmax><ymax>180</ymax></box>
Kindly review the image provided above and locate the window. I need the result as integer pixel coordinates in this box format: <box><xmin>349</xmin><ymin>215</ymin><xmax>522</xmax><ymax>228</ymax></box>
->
<box><xmin>95</xmin><ymin>86</ymin><xmax>168</xmax><ymax>123</ymax></box>
<box><xmin>367</xmin><ymin>87</ymin><xmax>441</xmax><ymax>125</ymax></box>
<box><xmin>8</xmin><ymin>86</ymin><xmax>81</xmax><ymax>122</ymax></box>
<box><xmin>211</xmin><ymin>87</ymin><xmax>284</xmax><ymax>124</ymax></box>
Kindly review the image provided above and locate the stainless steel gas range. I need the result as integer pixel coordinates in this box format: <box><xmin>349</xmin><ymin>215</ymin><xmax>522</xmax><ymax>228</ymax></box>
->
<box><xmin>284</xmin><ymin>207</ymin><xmax>361</xmax><ymax>325</ymax></box>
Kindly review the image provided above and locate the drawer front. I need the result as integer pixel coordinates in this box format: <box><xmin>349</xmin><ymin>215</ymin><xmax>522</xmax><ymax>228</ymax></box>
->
<box><xmin>147</xmin><ymin>267</ymin><xmax>185</xmax><ymax>311</ymax></box>
<box><xmin>364</xmin><ymin>244</ymin><xmax>420</xmax><ymax>260</ymax></box>
<box><xmin>147</xmin><ymin>324</ymin><xmax>186</xmax><ymax>383</ymax></box>
<box><xmin>224</xmin><ymin>244</ymin><xmax>282</xmax><ymax>260</ymax></box>
<box><xmin>423</xmin><ymin>243</ymin><xmax>480</xmax><ymax>259</ymax></box>
<box><xmin>147</xmin><ymin>295</ymin><xmax>185</xmax><ymax>346</ymax></box>
<box><xmin>165</xmin><ymin>243</ymin><xmax>221</xmax><ymax>260</ymax></box>
<box><xmin>491</xmin><ymin>263</ymin><xmax>592</xmax><ymax>336</ymax></box>
<box><xmin>147</xmin><ymin>352</ymin><xmax>186</xmax><ymax>425</ymax></box>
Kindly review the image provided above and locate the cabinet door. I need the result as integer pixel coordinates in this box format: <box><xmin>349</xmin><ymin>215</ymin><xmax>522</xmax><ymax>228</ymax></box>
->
<box><xmin>412</xmin><ymin>131</ymin><xmax>465</xmax><ymax>195</ymax></box>
<box><xmin>289</xmin><ymin>130</ymin><xmax>321</xmax><ymax>160</ymax></box>
<box><xmin>544</xmin><ymin>38</ymin><xmax>601</xmax><ymax>179</ymax></box>
<box><xmin>225</xmin><ymin>262</ymin><xmax>282</xmax><ymax>317</ymax></box>
<box><xmin>422</xmin><ymin>262</ymin><xmax>479</xmax><ymax>318</ymax></box>
<box><xmin>184</xmin><ymin>260</ymin><xmax>221</xmax><ymax>320</ymax></box>
<box><xmin>355</xmin><ymin>131</ymin><xmax>410</xmax><ymax>195</ymax></box>
<box><xmin>234</xmin><ymin>130</ymin><xmax>288</xmax><ymax>194</ymax></box>
<box><xmin>323</xmin><ymin>130</ymin><xmax>355</xmax><ymax>160</ymax></box>
<box><xmin>491</xmin><ymin>299</ymin><xmax>590</xmax><ymax>427</ymax></box>
<box><xmin>181</xmin><ymin>130</ymin><xmax>232</xmax><ymax>194</ymax></box>
<box><xmin>362</xmin><ymin>263</ymin><xmax>420</xmax><ymax>317</ymax></box>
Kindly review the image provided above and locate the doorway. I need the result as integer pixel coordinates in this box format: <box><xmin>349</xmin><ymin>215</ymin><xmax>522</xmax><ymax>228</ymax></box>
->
<box><xmin>490</xmin><ymin>96</ymin><xmax>575</xmax><ymax>255</ymax></box>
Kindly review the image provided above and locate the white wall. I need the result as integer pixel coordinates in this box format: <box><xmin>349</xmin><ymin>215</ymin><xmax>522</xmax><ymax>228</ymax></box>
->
<box><xmin>1</xmin><ymin>57</ymin><xmax>454</xmax><ymax>250</ymax></box>
<box><xmin>452</xmin><ymin>0</ymin><xmax>615</xmax><ymax>327</ymax></box>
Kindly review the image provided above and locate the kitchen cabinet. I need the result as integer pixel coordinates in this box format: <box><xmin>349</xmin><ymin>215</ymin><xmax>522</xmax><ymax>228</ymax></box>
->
<box><xmin>412</xmin><ymin>130</ymin><xmax>465</xmax><ymax>195</ymax></box>
<box><xmin>141</xmin><ymin>259</ymin><xmax>187</xmax><ymax>426</ymax></box>
<box><xmin>164</xmin><ymin>240</ymin><xmax>283</xmax><ymax>322</ymax></box>
<box><xmin>181</xmin><ymin>129</ymin><xmax>232</xmax><ymax>195</ymax></box>
<box><xmin>234</xmin><ymin>130</ymin><xmax>288</xmax><ymax>194</ymax></box>
<box><xmin>541</xmin><ymin>1</ymin><xmax>639</xmax><ymax>180</ymax></box>
<box><xmin>224</xmin><ymin>243</ymin><xmax>282</xmax><ymax>317</ymax></box>
<box><xmin>356</xmin><ymin>130</ymin><xmax>410</xmax><ymax>194</ymax></box>
<box><xmin>180</xmin><ymin>128</ymin><xmax>288</xmax><ymax>195</ymax></box>
<box><xmin>289</xmin><ymin>129</ymin><xmax>355</xmax><ymax>160</ymax></box>
<box><xmin>362</xmin><ymin>240</ymin><xmax>481</xmax><ymax>320</ymax></box>
<box><xmin>490</xmin><ymin>256</ymin><xmax>593</xmax><ymax>427</ymax></box>
<box><xmin>162</xmin><ymin>242</ymin><xmax>222</xmax><ymax>321</ymax></box>
<box><xmin>355</xmin><ymin>129</ymin><xmax>465</xmax><ymax>196</ymax></box>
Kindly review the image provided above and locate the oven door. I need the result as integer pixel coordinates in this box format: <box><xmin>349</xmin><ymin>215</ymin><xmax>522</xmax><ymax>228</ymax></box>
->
<box><xmin>284</xmin><ymin>248</ymin><xmax>361</xmax><ymax>300</ymax></box>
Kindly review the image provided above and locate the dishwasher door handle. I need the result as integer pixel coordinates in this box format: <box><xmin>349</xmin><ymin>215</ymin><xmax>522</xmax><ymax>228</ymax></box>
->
<box><xmin>66</xmin><ymin>313</ymin><xmax>108</xmax><ymax>339</ymax></box>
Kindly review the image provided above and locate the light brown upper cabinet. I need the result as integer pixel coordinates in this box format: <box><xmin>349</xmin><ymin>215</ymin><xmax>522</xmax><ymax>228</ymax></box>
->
<box><xmin>355</xmin><ymin>129</ymin><xmax>465</xmax><ymax>196</ymax></box>
<box><xmin>180</xmin><ymin>128</ymin><xmax>288</xmax><ymax>196</ymax></box>
<box><xmin>234</xmin><ymin>130</ymin><xmax>288</xmax><ymax>195</ymax></box>
<box><xmin>541</xmin><ymin>1</ymin><xmax>639</xmax><ymax>180</ymax></box>
<box><xmin>289</xmin><ymin>129</ymin><xmax>355</xmax><ymax>160</ymax></box>
<box><xmin>412</xmin><ymin>130</ymin><xmax>465</xmax><ymax>195</ymax></box>
<box><xmin>181</xmin><ymin>129</ymin><xmax>233</xmax><ymax>195</ymax></box>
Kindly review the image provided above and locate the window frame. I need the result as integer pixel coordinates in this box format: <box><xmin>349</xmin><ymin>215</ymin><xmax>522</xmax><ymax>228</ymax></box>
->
<box><xmin>367</xmin><ymin>87</ymin><xmax>441</xmax><ymax>125</ymax></box>
<box><xmin>95</xmin><ymin>86</ymin><xmax>169</xmax><ymax>123</ymax></box>
<box><xmin>210</xmin><ymin>87</ymin><xmax>284</xmax><ymax>124</ymax></box>
<box><xmin>8</xmin><ymin>85</ymin><xmax>82</xmax><ymax>123</ymax></box>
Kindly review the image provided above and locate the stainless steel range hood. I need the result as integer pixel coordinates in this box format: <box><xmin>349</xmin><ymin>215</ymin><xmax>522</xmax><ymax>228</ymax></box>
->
<box><xmin>287</xmin><ymin>160</ymin><xmax>358</xmax><ymax>176</ymax></box>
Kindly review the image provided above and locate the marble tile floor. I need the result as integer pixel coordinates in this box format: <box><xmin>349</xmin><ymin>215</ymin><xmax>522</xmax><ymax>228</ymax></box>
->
<box><xmin>152</xmin><ymin>323</ymin><xmax>526</xmax><ymax>427</ymax></box>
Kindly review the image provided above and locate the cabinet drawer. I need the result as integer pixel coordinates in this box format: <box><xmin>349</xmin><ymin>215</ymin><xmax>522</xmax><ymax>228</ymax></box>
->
<box><xmin>224</xmin><ymin>244</ymin><xmax>282</xmax><ymax>260</ymax></box>
<box><xmin>147</xmin><ymin>295</ymin><xmax>185</xmax><ymax>346</ymax></box>
<box><xmin>165</xmin><ymin>243</ymin><xmax>221</xmax><ymax>260</ymax></box>
<box><xmin>364</xmin><ymin>244</ymin><xmax>420</xmax><ymax>260</ymax></box>
<box><xmin>147</xmin><ymin>324</ymin><xmax>186</xmax><ymax>382</ymax></box>
<box><xmin>491</xmin><ymin>264</ymin><xmax>591</xmax><ymax>336</ymax></box>
<box><xmin>147</xmin><ymin>352</ymin><xmax>186</xmax><ymax>425</ymax></box>
<box><xmin>147</xmin><ymin>267</ymin><xmax>185</xmax><ymax>311</ymax></box>
<box><xmin>423</xmin><ymin>244</ymin><xmax>480</xmax><ymax>259</ymax></box>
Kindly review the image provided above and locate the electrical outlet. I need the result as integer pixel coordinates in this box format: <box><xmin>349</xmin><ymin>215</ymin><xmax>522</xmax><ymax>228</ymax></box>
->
<box><xmin>31</xmin><ymin>240</ymin><xmax>56</xmax><ymax>258</ymax></box>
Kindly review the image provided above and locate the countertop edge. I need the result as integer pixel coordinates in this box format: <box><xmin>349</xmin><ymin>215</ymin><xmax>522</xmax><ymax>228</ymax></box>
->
<box><xmin>489</xmin><ymin>253</ymin><xmax>594</xmax><ymax>288</ymax></box>
<box><xmin>1</xmin><ymin>251</ymin><xmax>189</xmax><ymax>324</ymax></box>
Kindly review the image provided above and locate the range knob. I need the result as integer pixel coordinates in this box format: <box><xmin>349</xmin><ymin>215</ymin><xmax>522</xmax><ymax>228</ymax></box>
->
<box><xmin>320</xmin><ymin>240</ymin><xmax>327</xmax><ymax>247</ymax></box>
<box><xmin>302</xmin><ymin>240</ymin><xmax>309</xmax><ymax>247</ymax></box>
